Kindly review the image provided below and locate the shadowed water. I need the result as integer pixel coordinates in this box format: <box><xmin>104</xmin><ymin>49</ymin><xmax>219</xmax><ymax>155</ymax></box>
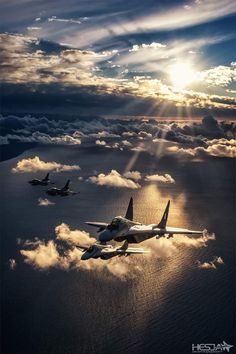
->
<box><xmin>1</xmin><ymin>145</ymin><xmax>235</xmax><ymax>354</ymax></box>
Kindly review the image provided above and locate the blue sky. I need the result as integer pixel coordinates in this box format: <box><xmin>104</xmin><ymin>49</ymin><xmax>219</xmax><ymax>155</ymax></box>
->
<box><xmin>0</xmin><ymin>0</ymin><xmax>236</xmax><ymax>118</ymax></box>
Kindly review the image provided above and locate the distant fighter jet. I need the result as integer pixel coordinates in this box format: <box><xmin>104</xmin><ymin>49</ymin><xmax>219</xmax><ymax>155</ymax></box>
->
<box><xmin>85</xmin><ymin>198</ymin><xmax>203</xmax><ymax>244</ymax></box>
<box><xmin>28</xmin><ymin>173</ymin><xmax>53</xmax><ymax>186</ymax></box>
<box><xmin>46</xmin><ymin>180</ymin><xmax>77</xmax><ymax>196</ymax></box>
<box><xmin>78</xmin><ymin>240</ymin><xmax>148</xmax><ymax>260</ymax></box>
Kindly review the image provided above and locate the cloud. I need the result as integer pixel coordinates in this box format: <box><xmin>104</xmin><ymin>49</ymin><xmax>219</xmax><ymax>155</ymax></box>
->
<box><xmin>95</xmin><ymin>139</ymin><xmax>106</xmax><ymax>146</ymax></box>
<box><xmin>1</xmin><ymin>114</ymin><xmax>236</xmax><ymax>162</ymax></box>
<box><xmin>141</xmin><ymin>230</ymin><xmax>215</xmax><ymax>257</ymax></box>
<box><xmin>199</xmin><ymin>64</ymin><xmax>236</xmax><ymax>87</ymax></box>
<box><xmin>20</xmin><ymin>225</ymin><xmax>216</xmax><ymax>279</ymax></box>
<box><xmin>123</xmin><ymin>171</ymin><xmax>142</xmax><ymax>181</ymax></box>
<box><xmin>48</xmin><ymin>16</ymin><xmax>88</xmax><ymax>25</ymax></box>
<box><xmin>8</xmin><ymin>258</ymin><xmax>17</xmax><ymax>270</ymax></box>
<box><xmin>1</xmin><ymin>33</ymin><xmax>236</xmax><ymax>115</ymax></box>
<box><xmin>129</xmin><ymin>42</ymin><xmax>166</xmax><ymax>52</ymax></box>
<box><xmin>88</xmin><ymin>170</ymin><xmax>141</xmax><ymax>189</ymax></box>
<box><xmin>12</xmin><ymin>156</ymin><xmax>81</xmax><ymax>173</ymax></box>
<box><xmin>38</xmin><ymin>198</ymin><xmax>55</xmax><ymax>206</ymax></box>
<box><xmin>91</xmin><ymin>131</ymin><xmax>120</xmax><ymax>139</ymax></box>
<box><xmin>55</xmin><ymin>223</ymin><xmax>95</xmax><ymax>246</ymax></box>
<box><xmin>145</xmin><ymin>173</ymin><xmax>175</xmax><ymax>184</ymax></box>
<box><xmin>196</xmin><ymin>256</ymin><xmax>224</xmax><ymax>269</ymax></box>
<box><xmin>62</xmin><ymin>1</ymin><xmax>235</xmax><ymax>48</ymax></box>
<box><xmin>20</xmin><ymin>240</ymin><xmax>62</xmax><ymax>270</ymax></box>
<box><xmin>173</xmin><ymin>230</ymin><xmax>215</xmax><ymax>248</ymax></box>
<box><xmin>168</xmin><ymin>142</ymin><xmax>236</xmax><ymax>158</ymax></box>
<box><xmin>20</xmin><ymin>224</ymin><xmax>141</xmax><ymax>279</ymax></box>
<box><xmin>121</xmin><ymin>140</ymin><xmax>132</xmax><ymax>147</ymax></box>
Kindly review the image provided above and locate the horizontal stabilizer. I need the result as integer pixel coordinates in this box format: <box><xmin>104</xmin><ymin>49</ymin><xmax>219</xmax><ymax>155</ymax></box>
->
<box><xmin>85</xmin><ymin>221</ymin><xmax>108</xmax><ymax>229</ymax></box>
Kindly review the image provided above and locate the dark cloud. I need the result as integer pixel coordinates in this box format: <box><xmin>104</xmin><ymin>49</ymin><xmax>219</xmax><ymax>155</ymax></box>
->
<box><xmin>1</xmin><ymin>32</ymin><xmax>236</xmax><ymax>118</ymax></box>
<box><xmin>1</xmin><ymin>114</ymin><xmax>235</xmax><ymax>160</ymax></box>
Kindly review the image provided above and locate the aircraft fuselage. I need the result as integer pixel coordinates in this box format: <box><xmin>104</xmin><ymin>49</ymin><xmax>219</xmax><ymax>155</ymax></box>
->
<box><xmin>98</xmin><ymin>216</ymin><xmax>202</xmax><ymax>243</ymax></box>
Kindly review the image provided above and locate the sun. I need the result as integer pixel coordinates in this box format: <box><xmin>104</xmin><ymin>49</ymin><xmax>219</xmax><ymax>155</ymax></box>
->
<box><xmin>169</xmin><ymin>62</ymin><xmax>196</xmax><ymax>89</ymax></box>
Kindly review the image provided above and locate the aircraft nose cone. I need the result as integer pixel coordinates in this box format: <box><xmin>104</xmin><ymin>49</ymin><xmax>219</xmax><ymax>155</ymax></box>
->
<box><xmin>81</xmin><ymin>253</ymin><xmax>88</xmax><ymax>260</ymax></box>
<box><xmin>99</xmin><ymin>230</ymin><xmax>113</xmax><ymax>242</ymax></box>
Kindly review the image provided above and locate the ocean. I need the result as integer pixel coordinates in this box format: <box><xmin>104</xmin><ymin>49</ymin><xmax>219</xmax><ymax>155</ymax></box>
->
<box><xmin>1</xmin><ymin>144</ymin><xmax>235</xmax><ymax>354</ymax></box>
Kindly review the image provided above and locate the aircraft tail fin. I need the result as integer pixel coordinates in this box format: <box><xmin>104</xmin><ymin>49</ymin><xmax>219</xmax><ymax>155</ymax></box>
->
<box><xmin>62</xmin><ymin>179</ymin><xmax>70</xmax><ymax>190</ymax></box>
<box><xmin>125</xmin><ymin>197</ymin><xmax>133</xmax><ymax>221</ymax></box>
<box><xmin>119</xmin><ymin>240</ymin><xmax>128</xmax><ymax>251</ymax></box>
<box><xmin>157</xmin><ymin>200</ymin><xmax>170</xmax><ymax>229</ymax></box>
<box><xmin>43</xmin><ymin>173</ymin><xmax>49</xmax><ymax>181</ymax></box>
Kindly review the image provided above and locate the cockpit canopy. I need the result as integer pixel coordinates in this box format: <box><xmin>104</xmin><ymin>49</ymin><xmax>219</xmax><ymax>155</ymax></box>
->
<box><xmin>107</xmin><ymin>217</ymin><xmax>121</xmax><ymax>230</ymax></box>
<box><xmin>107</xmin><ymin>216</ymin><xmax>131</xmax><ymax>231</ymax></box>
<box><xmin>86</xmin><ymin>245</ymin><xmax>96</xmax><ymax>253</ymax></box>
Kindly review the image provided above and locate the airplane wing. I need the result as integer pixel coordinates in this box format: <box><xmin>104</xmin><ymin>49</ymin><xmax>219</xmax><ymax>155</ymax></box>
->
<box><xmin>116</xmin><ymin>240</ymin><xmax>148</xmax><ymax>254</ymax></box>
<box><xmin>162</xmin><ymin>227</ymin><xmax>203</xmax><ymax>235</ymax></box>
<box><xmin>117</xmin><ymin>248</ymin><xmax>149</xmax><ymax>254</ymax></box>
<box><xmin>77</xmin><ymin>245</ymin><xmax>89</xmax><ymax>251</ymax></box>
<box><xmin>85</xmin><ymin>222</ymin><xmax>109</xmax><ymax>228</ymax></box>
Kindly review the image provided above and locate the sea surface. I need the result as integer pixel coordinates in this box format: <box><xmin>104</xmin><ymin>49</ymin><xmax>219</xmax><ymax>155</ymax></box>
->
<box><xmin>1</xmin><ymin>144</ymin><xmax>235</xmax><ymax>354</ymax></box>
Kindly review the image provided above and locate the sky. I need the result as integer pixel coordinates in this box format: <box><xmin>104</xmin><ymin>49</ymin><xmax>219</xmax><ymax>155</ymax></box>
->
<box><xmin>0</xmin><ymin>0</ymin><xmax>236</xmax><ymax>118</ymax></box>
<box><xmin>1</xmin><ymin>3</ymin><xmax>236</xmax><ymax>353</ymax></box>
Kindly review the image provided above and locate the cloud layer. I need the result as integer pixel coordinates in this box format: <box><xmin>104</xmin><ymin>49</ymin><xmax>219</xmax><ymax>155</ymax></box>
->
<box><xmin>19</xmin><ymin>223</ymin><xmax>217</xmax><ymax>279</ymax></box>
<box><xmin>1</xmin><ymin>32</ymin><xmax>236</xmax><ymax>116</ymax></box>
<box><xmin>1</xmin><ymin>114</ymin><xmax>235</xmax><ymax>161</ymax></box>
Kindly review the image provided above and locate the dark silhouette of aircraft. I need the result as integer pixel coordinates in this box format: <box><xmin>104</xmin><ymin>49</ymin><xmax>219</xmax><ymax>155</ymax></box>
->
<box><xmin>78</xmin><ymin>240</ymin><xmax>148</xmax><ymax>260</ymax></box>
<box><xmin>28</xmin><ymin>173</ymin><xmax>53</xmax><ymax>186</ymax></box>
<box><xmin>86</xmin><ymin>197</ymin><xmax>203</xmax><ymax>244</ymax></box>
<box><xmin>46</xmin><ymin>180</ymin><xmax>78</xmax><ymax>196</ymax></box>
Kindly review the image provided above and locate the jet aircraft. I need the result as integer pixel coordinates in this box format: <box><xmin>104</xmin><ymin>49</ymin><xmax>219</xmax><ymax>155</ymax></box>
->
<box><xmin>85</xmin><ymin>198</ymin><xmax>203</xmax><ymax>243</ymax></box>
<box><xmin>46</xmin><ymin>180</ymin><xmax>77</xmax><ymax>196</ymax></box>
<box><xmin>28</xmin><ymin>173</ymin><xmax>53</xmax><ymax>186</ymax></box>
<box><xmin>78</xmin><ymin>240</ymin><xmax>148</xmax><ymax>260</ymax></box>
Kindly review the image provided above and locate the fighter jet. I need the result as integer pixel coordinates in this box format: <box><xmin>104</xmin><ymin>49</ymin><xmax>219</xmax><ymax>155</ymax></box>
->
<box><xmin>85</xmin><ymin>198</ymin><xmax>203</xmax><ymax>244</ymax></box>
<box><xmin>28</xmin><ymin>173</ymin><xmax>53</xmax><ymax>186</ymax></box>
<box><xmin>78</xmin><ymin>240</ymin><xmax>148</xmax><ymax>260</ymax></box>
<box><xmin>46</xmin><ymin>180</ymin><xmax>77</xmax><ymax>196</ymax></box>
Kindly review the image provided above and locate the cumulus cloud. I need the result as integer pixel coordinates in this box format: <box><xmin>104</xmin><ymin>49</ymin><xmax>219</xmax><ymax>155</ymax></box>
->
<box><xmin>129</xmin><ymin>42</ymin><xmax>166</xmax><ymax>52</ymax></box>
<box><xmin>20</xmin><ymin>240</ymin><xmax>61</xmax><ymax>270</ymax></box>
<box><xmin>173</xmin><ymin>230</ymin><xmax>215</xmax><ymax>248</ymax></box>
<box><xmin>196</xmin><ymin>256</ymin><xmax>224</xmax><ymax>269</ymax></box>
<box><xmin>139</xmin><ymin>230</ymin><xmax>215</xmax><ymax>258</ymax></box>
<box><xmin>20</xmin><ymin>223</ymin><xmax>216</xmax><ymax>279</ymax></box>
<box><xmin>20</xmin><ymin>224</ymin><xmax>141</xmax><ymax>279</ymax></box>
<box><xmin>55</xmin><ymin>223</ymin><xmax>95</xmax><ymax>246</ymax></box>
<box><xmin>38</xmin><ymin>198</ymin><xmax>55</xmax><ymax>206</ymax></box>
<box><xmin>95</xmin><ymin>139</ymin><xmax>106</xmax><ymax>146</ymax></box>
<box><xmin>145</xmin><ymin>173</ymin><xmax>175</xmax><ymax>184</ymax></box>
<box><xmin>123</xmin><ymin>171</ymin><xmax>142</xmax><ymax>181</ymax></box>
<box><xmin>88</xmin><ymin>170</ymin><xmax>141</xmax><ymax>189</ymax></box>
<box><xmin>8</xmin><ymin>258</ymin><xmax>17</xmax><ymax>270</ymax></box>
<box><xmin>12</xmin><ymin>156</ymin><xmax>81</xmax><ymax>173</ymax></box>
<box><xmin>168</xmin><ymin>142</ymin><xmax>236</xmax><ymax>158</ymax></box>
<box><xmin>199</xmin><ymin>64</ymin><xmax>236</xmax><ymax>87</ymax></box>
